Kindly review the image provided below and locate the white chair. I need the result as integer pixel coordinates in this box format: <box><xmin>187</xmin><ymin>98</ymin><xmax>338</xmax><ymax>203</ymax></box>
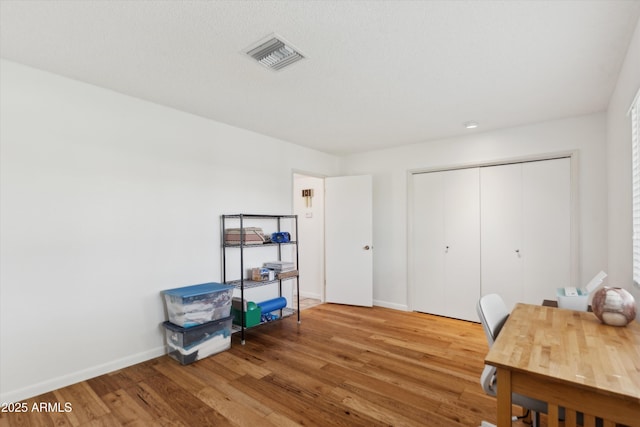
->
<box><xmin>477</xmin><ymin>294</ymin><xmax>548</xmax><ymax>427</ymax></box>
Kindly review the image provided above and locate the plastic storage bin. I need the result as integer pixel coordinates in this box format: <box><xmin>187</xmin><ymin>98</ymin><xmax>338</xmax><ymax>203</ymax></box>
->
<box><xmin>162</xmin><ymin>282</ymin><xmax>234</xmax><ymax>328</ymax></box>
<box><xmin>556</xmin><ymin>288</ymin><xmax>589</xmax><ymax>311</ymax></box>
<box><xmin>163</xmin><ymin>316</ymin><xmax>233</xmax><ymax>365</ymax></box>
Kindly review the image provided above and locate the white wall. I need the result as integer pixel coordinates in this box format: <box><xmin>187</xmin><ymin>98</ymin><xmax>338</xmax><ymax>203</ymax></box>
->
<box><xmin>342</xmin><ymin>113</ymin><xmax>608</xmax><ymax>310</ymax></box>
<box><xmin>293</xmin><ymin>174</ymin><xmax>325</xmax><ymax>300</ymax></box>
<box><xmin>0</xmin><ymin>60</ymin><xmax>340</xmax><ymax>402</ymax></box>
<box><xmin>3</xmin><ymin>13</ymin><xmax>638</xmax><ymax>401</ymax></box>
<box><xmin>607</xmin><ymin>16</ymin><xmax>640</xmax><ymax>317</ymax></box>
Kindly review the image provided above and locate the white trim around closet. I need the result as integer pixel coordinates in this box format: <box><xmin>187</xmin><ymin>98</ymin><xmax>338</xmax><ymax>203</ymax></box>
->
<box><xmin>406</xmin><ymin>150</ymin><xmax>580</xmax><ymax>314</ymax></box>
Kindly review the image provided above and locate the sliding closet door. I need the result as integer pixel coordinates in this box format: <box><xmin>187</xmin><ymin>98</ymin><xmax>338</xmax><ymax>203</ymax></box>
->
<box><xmin>522</xmin><ymin>158</ymin><xmax>571</xmax><ymax>303</ymax></box>
<box><xmin>480</xmin><ymin>164</ymin><xmax>524</xmax><ymax>309</ymax></box>
<box><xmin>412</xmin><ymin>168</ymin><xmax>480</xmax><ymax>321</ymax></box>
<box><xmin>412</xmin><ymin>172</ymin><xmax>445</xmax><ymax>316</ymax></box>
<box><xmin>442</xmin><ymin>168</ymin><xmax>480</xmax><ymax>321</ymax></box>
<box><xmin>481</xmin><ymin>158</ymin><xmax>571</xmax><ymax>311</ymax></box>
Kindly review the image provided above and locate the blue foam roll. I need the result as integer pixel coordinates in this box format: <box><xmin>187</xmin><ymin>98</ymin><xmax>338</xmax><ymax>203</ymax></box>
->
<box><xmin>257</xmin><ymin>297</ymin><xmax>287</xmax><ymax>313</ymax></box>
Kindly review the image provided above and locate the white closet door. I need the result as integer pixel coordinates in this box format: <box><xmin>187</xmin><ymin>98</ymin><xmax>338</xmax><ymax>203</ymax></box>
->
<box><xmin>522</xmin><ymin>158</ymin><xmax>571</xmax><ymax>303</ymax></box>
<box><xmin>481</xmin><ymin>163</ymin><xmax>524</xmax><ymax>311</ymax></box>
<box><xmin>413</xmin><ymin>158</ymin><xmax>571</xmax><ymax>319</ymax></box>
<box><xmin>412</xmin><ymin>168</ymin><xmax>480</xmax><ymax>321</ymax></box>
<box><xmin>442</xmin><ymin>168</ymin><xmax>480</xmax><ymax>321</ymax></box>
<box><xmin>412</xmin><ymin>172</ymin><xmax>445</xmax><ymax>315</ymax></box>
<box><xmin>481</xmin><ymin>159</ymin><xmax>571</xmax><ymax>311</ymax></box>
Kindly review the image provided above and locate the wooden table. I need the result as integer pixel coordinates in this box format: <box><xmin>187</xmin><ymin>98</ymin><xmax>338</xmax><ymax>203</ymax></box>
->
<box><xmin>484</xmin><ymin>303</ymin><xmax>640</xmax><ymax>427</ymax></box>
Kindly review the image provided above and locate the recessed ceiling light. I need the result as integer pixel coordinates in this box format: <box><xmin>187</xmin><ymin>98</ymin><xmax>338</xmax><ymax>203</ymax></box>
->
<box><xmin>464</xmin><ymin>121</ymin><xmax>479</xmax><ymax>129</ymax></box>
<box><xmin>245</xmin><ymin>35</ymin><xmax>305</xmax><ymax>71</ymax></box>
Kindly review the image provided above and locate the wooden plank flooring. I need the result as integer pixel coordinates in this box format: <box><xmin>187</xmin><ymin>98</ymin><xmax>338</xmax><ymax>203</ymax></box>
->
<box><xmin>1</xmin><ymin>304</ymin><xmax>537</xmax><ymax>427</ymax></box>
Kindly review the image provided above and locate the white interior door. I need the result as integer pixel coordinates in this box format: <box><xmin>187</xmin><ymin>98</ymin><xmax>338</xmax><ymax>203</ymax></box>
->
<box><xmin>325</xmin><ymin>175</ymin><xmax>373</xmax><ymax>306</ymax></box>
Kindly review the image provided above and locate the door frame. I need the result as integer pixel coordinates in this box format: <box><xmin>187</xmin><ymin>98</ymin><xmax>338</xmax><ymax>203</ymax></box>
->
<box><xmin>407</xmin><ymin>150</ymin><xmax>580</xmax><ymax>313</ymax></box>
<box><xmin>292</xmin><ymin>170</ymin><xmax>327</xmax><ymax>302</ymax></box>
<box><xmin>292</xmin><ymin>170</ymin><xmax>374</xmax><ymax>306</ymax></box>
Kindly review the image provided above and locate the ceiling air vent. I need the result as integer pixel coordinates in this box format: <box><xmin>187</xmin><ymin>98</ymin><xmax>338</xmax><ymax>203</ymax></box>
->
<box><xmin>246</xmin><ymin>36</ymin><xmax>304</xmax><ymax>71</ymax></box>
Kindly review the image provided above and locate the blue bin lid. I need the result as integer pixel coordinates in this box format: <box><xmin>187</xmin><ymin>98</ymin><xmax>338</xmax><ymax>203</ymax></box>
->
<box><xmin>162</xmin><ymin>282</ymin><xmax>234</xmax><ymax>298</ymax></box>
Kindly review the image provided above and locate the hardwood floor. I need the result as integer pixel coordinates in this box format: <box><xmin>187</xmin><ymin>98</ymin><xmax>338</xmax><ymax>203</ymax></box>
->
<box><xmin>0</xmin><ymin>304</ymin><xmax>534</xmax><ymax>427</ymax></box>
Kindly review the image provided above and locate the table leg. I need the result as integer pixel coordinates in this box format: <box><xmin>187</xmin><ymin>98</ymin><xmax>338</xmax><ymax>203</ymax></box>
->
<box><xmin>496</xmin><ymin>368</ymin><xmax>513</xmax><ymax>427</ymax></box>
<box><xmin>548</xmin><ymin>404</ymin><xmax>559</xmax><ymax>427</ymax></box>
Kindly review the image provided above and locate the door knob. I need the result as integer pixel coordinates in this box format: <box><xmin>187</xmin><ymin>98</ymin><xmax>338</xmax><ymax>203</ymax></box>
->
<box><xmin>363</xmin><ymin>245</ymin><xmax>370</xmax><ymax>250</ymax></box>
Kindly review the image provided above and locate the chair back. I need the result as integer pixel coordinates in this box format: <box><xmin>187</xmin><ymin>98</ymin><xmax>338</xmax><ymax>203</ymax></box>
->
<box><xmin>477</xmin><ymin>293</ymin><xmax>551</xmax><ymax>424</ymax></box>
<box><xmin>476</xmin><ymin>293</ymin><xmax>510</xmax><ymax>347</ymax></box>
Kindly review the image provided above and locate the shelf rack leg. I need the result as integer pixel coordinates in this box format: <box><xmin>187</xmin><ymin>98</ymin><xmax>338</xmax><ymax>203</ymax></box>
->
<box><xmin>240</xmin><ymin>214</ymin><xmax>246</xmax><ymax>345</ymax></box>
<box><xmin>295</xmin><ymin>215</ymin><xmax>301</xmax><ymax>325</ymax></box>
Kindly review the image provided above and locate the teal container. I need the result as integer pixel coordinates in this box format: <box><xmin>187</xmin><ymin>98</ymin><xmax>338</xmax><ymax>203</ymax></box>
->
<box><xmin>232</xmin><ymin>301</ymin><xmax>261</xmax><ymax>328</ymax></box>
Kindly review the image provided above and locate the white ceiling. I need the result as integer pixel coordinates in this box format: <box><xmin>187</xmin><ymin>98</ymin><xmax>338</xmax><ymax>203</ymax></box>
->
<box><xmin>2</xmin><ymin>1</ymin><xmax>640</xmax><ymax>155</ymax></box>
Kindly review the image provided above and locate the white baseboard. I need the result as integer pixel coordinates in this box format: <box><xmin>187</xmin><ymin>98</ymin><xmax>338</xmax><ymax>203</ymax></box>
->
<box><xmin>0</xmin><ymin>346</ymin><xmax>166</xmax><ymax>404</ymax></box>
<box><xmin>373</xmin><ymin>299</ymin><xmax>409</xmax><ymax>311</ymax></box>
<box><xmin>298</xmin><ymin>291</ymin><xmax>322</xmax><ymax>300</ymax></box>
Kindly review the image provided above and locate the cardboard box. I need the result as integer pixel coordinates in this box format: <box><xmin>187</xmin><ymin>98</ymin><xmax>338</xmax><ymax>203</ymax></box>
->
<box><xmin>252</xmin><ymin>267</ymin><xmax>275</xmax><ymax>281</ymax></box>
<box><xmin>276</xmin><ymin>269</ymin><xmax>298</xmax><ymax>280</ymax></box>
<box><xmin>224</xmin><ymin>227</ymin><xmax>266</xmax><ymax>245</ymax></box>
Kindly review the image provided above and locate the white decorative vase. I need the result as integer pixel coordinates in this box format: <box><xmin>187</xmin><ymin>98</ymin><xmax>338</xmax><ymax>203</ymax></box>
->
<box><xmin>591</xmin><ymin>287</ymin><xmax>637</xmax><ymax>326</ymax></box>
